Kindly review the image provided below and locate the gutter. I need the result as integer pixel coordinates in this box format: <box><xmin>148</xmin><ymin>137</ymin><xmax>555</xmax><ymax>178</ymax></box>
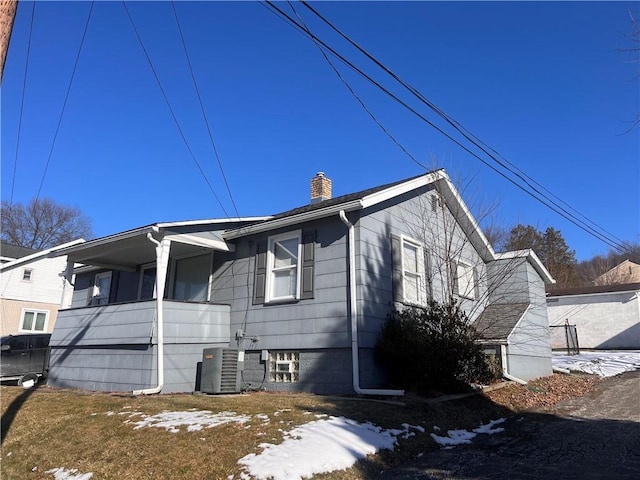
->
<box><xmin>339</xmin><ymin>210</ymin><xmax>404</xmax><ymax>397</ymax></box>
<box><xmin>224</xmin><ymin>200</ymin><xmax>363</xmax><ymax>239</ymax></box>
<box><xmin>133</xmin><ymin>230</ymin><xmax>169</xmax><ymax>395</ymax></box>
<box><xmin>500</xmin><ymin>344</ymin><xmax>527</xmax><ymax>385</ymax></box>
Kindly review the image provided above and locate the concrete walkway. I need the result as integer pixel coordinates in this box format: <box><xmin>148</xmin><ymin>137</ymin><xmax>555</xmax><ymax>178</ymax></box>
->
<box><xmin>378</xmin><ymin>370</ymin><xmax>640</xmax><ymax>479</ymax></box>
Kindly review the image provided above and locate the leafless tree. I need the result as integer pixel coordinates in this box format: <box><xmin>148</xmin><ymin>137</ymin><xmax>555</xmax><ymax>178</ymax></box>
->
<box><xmin>1</xmin><ymin>198</ymin><xmax>93</xmax><ymax>249</ymax></box>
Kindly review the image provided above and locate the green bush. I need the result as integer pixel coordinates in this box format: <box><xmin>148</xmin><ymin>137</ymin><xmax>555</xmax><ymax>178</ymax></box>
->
<box><xmin>375</xmin><ymin>300</ymin><xmax>496</xmax><ymax>395</ymax></box>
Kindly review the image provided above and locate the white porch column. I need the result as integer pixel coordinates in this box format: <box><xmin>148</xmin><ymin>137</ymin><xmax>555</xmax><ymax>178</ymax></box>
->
<box><xmin>60</xmin><ymin>258</ymin><xmax>75</xmax><ymax>309</ymax></box>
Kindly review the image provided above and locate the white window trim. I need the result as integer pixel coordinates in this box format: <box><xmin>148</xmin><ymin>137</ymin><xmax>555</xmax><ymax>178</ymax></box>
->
<box><xmin>138</xmin><ymin>263</ymin><xmax>157</xmax><ymax>300</ymax></box>
<box><xmin>265</xmin><ymin>230</ymin><xmax>302</xmax><ymax>303</ymax></box>
<box><xmin>22</xmin><ymin>268</ymin><xmax>33</xmax><ymax>282</ymax></box>
<box><xmin>456</xmin><ymin>261</ymin><xmax>476</xmax><ymax>300</ymax></box>
<box><xmin>90</xmin><ymin>271</ymin><xmax>112</xmax><ymax>306</ymax></box>
<box><xmin>400</xmin><ymin>235</ymin><xmax>427</xmax><ymax>306</ymax></box>
<box><xmin>19</xmin><ymin>308</ymin><xmax>50</xmax><ymax>333</ymax></box>
<box><xmin>168</xmin><ymin>252</ymin><xmax>213</xmax><ymax>302</ymax></box>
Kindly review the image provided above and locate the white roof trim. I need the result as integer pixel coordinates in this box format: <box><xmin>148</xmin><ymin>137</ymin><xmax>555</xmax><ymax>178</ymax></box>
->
<box><xmin>547</xmin><ymin>288</ymin><xmax>640</xmax><ymax>300</ymax></box>
<box><xmin>436</xmin><ymin>173</ymin><xmax>496</xmax><ymax>261</ymax></box>
<box><xmin>224</xmin><ymin>200</ymin><xmax>364</xmax><ymax>239</ymax></box>
<box><xmin>359</xmin><ymin>170</ymin><xmax>443</xmax><ymax>209</ymax></box>
<box><xmin>164</xmin><ymin>233</ymin><xmax>234</xmax><ymax>252</ymax></box>
<box><xmin>50</xmin><ymin>218</ymin><xmax>261</xmax><ymax>257</ymax></box>
<box><xmin>506</xmin><ymin>303</ymin><xmax>532</xmax><ymax>343</ymax></box>
<box><xmin>157</xmin><ymin>217</ymin><xmax>271</xmax><ymax>228</ymax></box>
<box><xmin>494</xmin><ymin>249</ymin><xmax>556</xmax><ymax>284</ymax></box>
<box><xmin>0</xmin><ymin>238</ymin><xmax>85</xmax><ymax>270</ymax></box>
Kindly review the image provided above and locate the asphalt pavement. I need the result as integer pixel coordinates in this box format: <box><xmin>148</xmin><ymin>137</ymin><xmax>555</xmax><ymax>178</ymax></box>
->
<box><xmin>377</xmin><ymin>370</ymin><xmax>640</xmax><ymax>479</ymax></box>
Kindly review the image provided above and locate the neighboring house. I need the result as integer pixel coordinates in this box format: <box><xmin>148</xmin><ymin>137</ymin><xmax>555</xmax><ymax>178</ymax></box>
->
<box><xmin>0</xmin><ymin>240</ymin><xmax>84</xmax><ymax>336</ymax></box>
<box><xmin>0</xmin><ymin>241</ymin><xmax>39</xmax><ymax>264</ymax></box>
<box><xmin>547</xmin><ymin>283</ymin><xmax>640</xmax><ymax>350</ymax></box>
<box><xmin>593</xmin><ymin>260</ymin><xmax>640</xmax><ymax>286</ymax></box>
<box><xmin>48</xmin><ymin>170</ymin><xmax>555</xmax><ymax>395</ymax></box>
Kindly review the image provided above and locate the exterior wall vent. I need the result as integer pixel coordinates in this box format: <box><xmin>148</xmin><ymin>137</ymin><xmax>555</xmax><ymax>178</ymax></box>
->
<box><xmin>200</xmin><ymin>348</ymin><xmax>243</xmax><ymax>394</ymax></box>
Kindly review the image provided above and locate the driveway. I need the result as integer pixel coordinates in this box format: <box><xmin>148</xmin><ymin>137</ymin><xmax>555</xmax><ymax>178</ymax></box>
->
<box><xmin>378</xmin><ymin>370</ymin><xmax>640</xmax><ymax>479</ymax></box>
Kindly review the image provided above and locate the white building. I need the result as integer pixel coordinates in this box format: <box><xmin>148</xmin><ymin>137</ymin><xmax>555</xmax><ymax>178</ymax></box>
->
<box><xmin>547</xmin><ymin>283</ymin><xmax>640</xmax><ymax>350</ymax></box>
<box><xmin>0</xmin><ymin>240</ymin><xmax>84</xmax><ymax>336</ymax></box>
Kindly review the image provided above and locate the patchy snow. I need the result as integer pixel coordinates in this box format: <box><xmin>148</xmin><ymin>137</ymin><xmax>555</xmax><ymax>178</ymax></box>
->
<box><xmin>126</xmin><ymin>410</ymin><xmax>251</xmax><ymax>433</ymax></box>
<box><xmin>237</xmin><ymin>416</ymin><xmax>404</xmax><ymax>480</ymax></box>
<box><xmin>473</xmin><ymin>418</ymin><xmax>506</xmax><ymax>435</ymax></box>
<box><xmin>430</xmin><ymin>428</ymin><xmax>476</xmax><ymax>446</ymax></box>
<box><xmin>46</xmin><ymin>468</ymin><xmax>93</xmax><ymax>480</ymax></box>
<box><xmin>552</xmin><ymin>351</ymin><xmax>640</xmax><ymax>377</ymax></box>
<box><xmin>430</xmin><ymin>418</ymin><xmax>506</xmax><ymax>447</ymax></box>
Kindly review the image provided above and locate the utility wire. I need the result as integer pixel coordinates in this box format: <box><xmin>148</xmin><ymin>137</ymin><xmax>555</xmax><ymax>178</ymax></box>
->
<box><xmin>10</xmin><ymin>0</ymin><xmax>36</xmax><ymax>204</ymax></box>
<box><xmin>285</xmin><ymin>1</ymin><xmax>426</xmax><ymax>170</ymax></box>
<box><xmin>299</xmin><ymin>0</ymin><xmax>629</xmax><ymax>253</ymax></box>
<box><xmin>171</xmin><ymin>1</ymin><xmax>240</xmax><ymax>218</ymax></box>
<box><xmin>264</xmin><ymin>1</ymin><xmax>631</xmax><ymax>255</ymax></box>
<box><xmin>35</xmin><ymin>1</ymin><xmax>94</xmax><ymax>202</ymax></box>
<box><xmin>122</xmin><ymin>1</ymin><xmax>230</xmax><ymax>218</ymax></box>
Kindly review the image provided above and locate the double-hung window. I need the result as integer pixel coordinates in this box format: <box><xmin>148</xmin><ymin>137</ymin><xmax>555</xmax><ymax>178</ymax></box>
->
<box><xmin>266</xmin><ymin>231</ymin><xmax>301</xmax><ymax>302</ymax></box>
<box><xmin>456</xmin><ymin>262</ymin><xmax>476</xmax><ymax>300</ymax></box>
<box><xmin>20</xmin><ymin>309</ymin><xmax>49</xmax><ymax>332</ymax></box>
<box><xmin>401</xmin><ymin>237</ymin><xmax>426</xmax><ymax>306</ymax></box>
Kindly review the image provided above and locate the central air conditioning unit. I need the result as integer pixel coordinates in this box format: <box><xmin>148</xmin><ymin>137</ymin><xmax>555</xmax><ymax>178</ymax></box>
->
<box><xmin>200</xmin><ymin>348</ymin><xmax>244</xmax><ymax>394</ymax></box>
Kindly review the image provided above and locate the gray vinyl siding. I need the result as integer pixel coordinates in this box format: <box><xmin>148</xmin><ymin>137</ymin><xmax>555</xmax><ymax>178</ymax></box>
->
<box><xmin>210</xmin><ymin>217</ymin><xmax>350</xmax><ymax>352</ymax></box>
<box><xmin>48</xmin><ymin>346</ymin><xmax>154</xmax><ymax>392</ymax></box>
<box><xmin>48</xmin><ymin>301</ymin><xmax>231</xmax><ymax>393</ymax></box>
<box><xmin>496</xmin><ymin>259</ymin><xmax>553</xmax><ymax>381</ymax></box>
<box><xmin>487</xmin><ymin>257</ymin><xmax>533</xmax><ymax>305</ymax></box>
<box><xmin>356</xmin><ymin>188</ymin><xmax>488</xmax><ymax>348</ymax></box>
<box><xmin>240</xmin><ymin>348</ymin><xmax>354</xmax><ymax>395</ymax></box>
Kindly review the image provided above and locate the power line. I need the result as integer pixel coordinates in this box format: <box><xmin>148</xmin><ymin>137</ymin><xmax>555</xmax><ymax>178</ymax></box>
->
<box><xmin>9</xmin><ymin>0</ymin><xmax>36</xmax><ymax>204</ymax></box>
<box><xmin>35</xmin><ymin>1</ymin><xmax>94</xmax><ymax>202</ymax></box>
<box><xmin>299</xmin><ymin>0</ymin><xmax>630</xmax><ymax>253</ymax></box>
<box><xmin>285</xmin><ymin>1</ymin><xmax>426</xmax><ymax>171</ymax></box>
<box><xmin>171</xmin><ymin>0</ymin><xmax>240</xmax><ymax>218</ymax></box>
<box><xmin>264</xmin><ymin>1</ymin><xmax>632</xmax><ymax>255</ymax></box>
<box><xmin>122</xmin><ymin>1</ymin><xmax>230</xmax><ymax>218</ymax></box>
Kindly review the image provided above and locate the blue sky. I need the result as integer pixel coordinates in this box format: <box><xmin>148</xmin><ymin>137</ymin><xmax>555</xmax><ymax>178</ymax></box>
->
<box><xmin>2</xmin><ymin>1</ymin><xmax>638</xmax><ymax>261</ymax></box>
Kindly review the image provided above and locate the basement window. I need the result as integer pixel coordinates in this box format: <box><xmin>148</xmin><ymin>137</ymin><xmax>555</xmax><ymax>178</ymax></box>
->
<box><xmin>269</xmin><ymin>351</ymin><xmax>299</xmax><ymax>383</ymax></box>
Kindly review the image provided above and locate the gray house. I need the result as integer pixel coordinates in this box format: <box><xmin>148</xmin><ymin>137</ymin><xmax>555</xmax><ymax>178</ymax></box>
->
<box><xmin>48</xmin><ymin>170</ymin><xmax>554</xmax><ymax>395</ymax></box>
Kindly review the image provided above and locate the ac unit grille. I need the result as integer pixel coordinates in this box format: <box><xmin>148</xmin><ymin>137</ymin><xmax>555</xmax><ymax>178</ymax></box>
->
<box><xmin>200</xmin><ymin>348</ymin><xmax>242</xmax><ymax>394</ymax></box>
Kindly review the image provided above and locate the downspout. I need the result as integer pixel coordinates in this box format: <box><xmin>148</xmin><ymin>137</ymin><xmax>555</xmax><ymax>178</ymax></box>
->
<box><xmin>133</xmin><ymin>231</ymin><xmax>170</xmax><ymax>395</ymax></box>
<box><xmin>339</xmin><ymin>210</ymin><xmax>404</xmax><ymax>397</ymax></box>
<box><xmin>500</xmin><ymin>344</ymin><xmax>527</xmax><ymax>385</ymax></box>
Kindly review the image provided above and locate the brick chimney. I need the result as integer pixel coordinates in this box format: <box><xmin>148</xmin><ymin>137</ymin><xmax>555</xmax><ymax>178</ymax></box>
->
<box><xmin>310</xmin><ymin>172</ymin><xmax>332</xmax><ymax>204</ymax></box>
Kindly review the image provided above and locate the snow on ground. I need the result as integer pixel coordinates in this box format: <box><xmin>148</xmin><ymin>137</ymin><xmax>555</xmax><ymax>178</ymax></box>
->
<box><xmin>429</xmin><ymin>418</ymin><xmax>506</xmax><ymax>448</ymax></box>
<box><xmin>43</xmin><ymin>352</ymin><xmax>640</xmax><ymax>480</ymax></box>
<box><xmin>124</xmin><ymin>410</ymin><xmax>251</xmax><ymax>433</ymax></box>
<box><xmin>552</xmin><ymin>350</ymin><xmax>640</xmax><ymax>377</ymax></box>
<box><xmin>46</xmin><ymin>468</ymin><xmax>93</xmax><ymax>480</ymax></box>
<box><xmin>236</xmin><ymin>416</ymin><xmax>404</xmax><ymax>480</ymax></box>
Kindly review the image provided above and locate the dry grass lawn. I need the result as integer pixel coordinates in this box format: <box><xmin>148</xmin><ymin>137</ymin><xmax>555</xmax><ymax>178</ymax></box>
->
<box><xmin>0</xmin><ymin>374</ymin><xmax>600</xmax><ymax>480</ymax></box>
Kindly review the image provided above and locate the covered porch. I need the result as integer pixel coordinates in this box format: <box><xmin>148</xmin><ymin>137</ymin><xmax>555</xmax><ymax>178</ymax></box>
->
<box><xmin>48</xmin><ymin>222</ymin><xmax>240</xmax><ymax>394</ymax></box>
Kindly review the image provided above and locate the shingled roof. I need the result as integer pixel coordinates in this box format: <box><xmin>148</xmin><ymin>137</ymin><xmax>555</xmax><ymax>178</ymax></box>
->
<box><xmin>265</xmin><ymin>171</ymin><xmax>430</xmax><ymax>222</ymax></box>
<box><xmin>473</xmin><ymin>303</ymin><xmax>530</xmax><ymax>342</ymax></box>
<box><xmin>0</xmin><ymin>241</ymin><xmax>40</xmax><ymax>261</ymax></box>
